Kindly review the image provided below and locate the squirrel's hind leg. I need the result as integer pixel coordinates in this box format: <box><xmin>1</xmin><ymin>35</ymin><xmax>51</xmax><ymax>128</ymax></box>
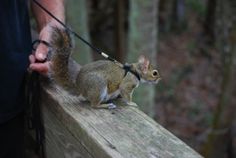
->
<box><xmin>89</xmin><ymin>86</ymin><xmax>116</xmax><ymax>109</ymax></box>
<box><xmin>93</xmin><ymin>103</ymin><xmax>117</xmax><ymax>109</ymax></box>
<box><xmin>90</xmin><ymin>99</ymin><xmax>117</xmax><ymax>109</ymax></box>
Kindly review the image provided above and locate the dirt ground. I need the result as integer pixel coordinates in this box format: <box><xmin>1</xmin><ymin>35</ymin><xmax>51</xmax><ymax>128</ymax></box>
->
<box><xmin>154</xmin><ymin>14</ymin><xmax>236</xmax><ymax>153</ymax></box>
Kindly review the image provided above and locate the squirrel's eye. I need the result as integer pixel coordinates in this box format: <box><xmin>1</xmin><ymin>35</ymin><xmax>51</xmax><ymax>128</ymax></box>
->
<box><xmin>152</xmin><ymin>70</ymin><xmax>158</xmax><ymax>77</ymax></box>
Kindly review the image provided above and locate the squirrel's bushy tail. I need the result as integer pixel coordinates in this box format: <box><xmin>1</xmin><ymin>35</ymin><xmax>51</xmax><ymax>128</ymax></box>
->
<box><xmin>49</xmin><ymin>27</ymin><xmax>75</xmax><ymax>92</ymax></box>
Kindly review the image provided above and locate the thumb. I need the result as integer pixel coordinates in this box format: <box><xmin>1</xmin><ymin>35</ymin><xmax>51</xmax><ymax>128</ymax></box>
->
<box><xmin>35</xmin><ymin>25</ymin><xmax>52</xmax><ymax>61</ymax></box>
<box><xmin>35</xmin><ymin>42</ymin><xmax>48</xmax><ymax>61</ymax></box>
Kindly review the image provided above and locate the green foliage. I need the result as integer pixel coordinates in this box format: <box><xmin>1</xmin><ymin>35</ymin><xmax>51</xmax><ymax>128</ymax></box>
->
<box><xmin>190</xmin><ymin>101</ymin><xmax>203</xmax><ymax>116</ymax></box>
<box><xmin>186</xmin><ymin>0</ymin><xmax>206</xmax><ymax>17</ymax></box>
<box><xmin>187</xmin><ymin>40</ymin><xmax>197</xmax><ymax>50</ymax></box>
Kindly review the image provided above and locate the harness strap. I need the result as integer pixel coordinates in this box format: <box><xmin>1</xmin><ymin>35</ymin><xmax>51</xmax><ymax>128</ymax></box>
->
<box><xmin>123</xmin><ymin>64</ymin><xmax>141</xmax><ymax>81</ymax></box>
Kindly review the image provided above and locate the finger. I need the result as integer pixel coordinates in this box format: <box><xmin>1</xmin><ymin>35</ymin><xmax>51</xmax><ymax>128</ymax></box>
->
<box><xmin>35</xmin><ymin>43</ymin><xmax>48</xmax><ymax>61</ymax></box>
<box><xmin>35</xmin><ymin>25</ymin><xmax>52</xmax><ymax>61</ymax></box>
<box><xmin>29</xmin><ymin>62</ymin><xmax>50</xmax><ymax>74</ymax></box>
<box><xmin>29</xmin><ymin>54</ymin><xmax>36</xmax><ymax>64</ymax></box>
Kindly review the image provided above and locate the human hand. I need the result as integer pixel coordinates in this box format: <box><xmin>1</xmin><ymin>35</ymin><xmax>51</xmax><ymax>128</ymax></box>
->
<box><xmin>29</xmin><ymin>25</ymin><xmax>52</xmax><ymax>75</ymax></box>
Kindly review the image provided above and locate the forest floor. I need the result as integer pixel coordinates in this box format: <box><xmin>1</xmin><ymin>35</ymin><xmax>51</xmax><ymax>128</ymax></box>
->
<box><xmin>155</xmin><ymin>14</ymin><xmax>236</xmax><ymax>152</ymax></box>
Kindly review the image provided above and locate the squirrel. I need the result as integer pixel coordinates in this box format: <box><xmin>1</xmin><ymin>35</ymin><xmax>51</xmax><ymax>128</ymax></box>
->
<box><xmin>49</xmin><ymin>27</ymin><xmax>161</xmax><ymax>109</ymax></box>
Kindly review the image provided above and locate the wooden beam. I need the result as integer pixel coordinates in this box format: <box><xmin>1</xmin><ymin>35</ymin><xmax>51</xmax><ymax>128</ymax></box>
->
<box><xmin>41</xmin><ymin>83</ymin><xmax>203</xmax><ymax>158</ymax></box>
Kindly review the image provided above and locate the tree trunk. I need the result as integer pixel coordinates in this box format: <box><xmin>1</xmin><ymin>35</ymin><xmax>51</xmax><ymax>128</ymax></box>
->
<box><xmin>114</xmin><ymin>0</ymin><xmax>125</xmax><ymax>63</ymax></box>
<box><xmin>200</xmin><ymin>0</ymin><xmax>236</xmax><ymax>157</ymax></box>
<box><xmin>171</xmin><ymin>0</ymin><xmax>186</xmax><ymax>32</ymax></box>
<box><xmin>204</xmin><ymin>0</ymin><xmax>217</xmax><ymax>44</ymax></box>
<box><xmin>128</xmin><ymin>0</ymin><xmax>158</xmax><ymax>117</ymax></box>
<box><xmin>66</xmin><ymin>0</ymin><xmax>92</xmax><ymax>65</ymax></box>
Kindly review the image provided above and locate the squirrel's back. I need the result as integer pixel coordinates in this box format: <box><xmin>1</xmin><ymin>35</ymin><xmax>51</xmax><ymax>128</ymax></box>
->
<box><xmin>76</xmin><ymin>60</ymin><xmax>126</xmax><ymax>95</ymax></box>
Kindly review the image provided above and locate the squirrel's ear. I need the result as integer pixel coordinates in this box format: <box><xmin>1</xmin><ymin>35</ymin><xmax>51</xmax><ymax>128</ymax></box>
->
<box><xmin>138</xmin><ymin>55</ymin><xmax>150</xmax><ymax>73</ymax></box>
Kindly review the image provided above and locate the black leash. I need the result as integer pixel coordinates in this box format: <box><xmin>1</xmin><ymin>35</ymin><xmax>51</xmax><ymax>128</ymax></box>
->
<box><xmin>32</xmin><ymin>0</ymin><xmax>141</xmax><ymax>80</ymax></box>
<box><xmin>26</xmin><ymin>39</ymin><xmax>49</xmax><ymax>158</ymax></box>
<box><xmin>33</xmin><ymin>0</ymin><xmax>142</xmax><ymax>80</ymax></box>
<box><xmin>25</xmin><ymin>70</ymin><xmax>45</xmax><ymax>158</ymax></box>
<box><xmin>32</xmin><ymin>0</ymin><xmax>124</xmax><ymax>68</ymax></box>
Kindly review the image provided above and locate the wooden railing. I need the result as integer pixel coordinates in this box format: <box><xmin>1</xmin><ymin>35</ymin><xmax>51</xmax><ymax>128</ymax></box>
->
<box><xmin>40</xmin><ymin>82</ymin><xmax>203</xmax><ymax>158</ymax></box>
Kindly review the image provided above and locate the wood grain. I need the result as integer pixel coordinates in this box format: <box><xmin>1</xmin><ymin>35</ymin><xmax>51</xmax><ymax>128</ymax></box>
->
<box><xmin>42</xmin><ymin>83</ymin><xmax>203</xmax><ymax>158</ymax></box>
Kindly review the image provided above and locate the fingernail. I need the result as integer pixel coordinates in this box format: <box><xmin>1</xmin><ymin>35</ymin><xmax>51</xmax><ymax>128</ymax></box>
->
<box><xmin>38</xmin><ymin>53</ymin><xmax>45</xmax><ymax>60</ymax></box>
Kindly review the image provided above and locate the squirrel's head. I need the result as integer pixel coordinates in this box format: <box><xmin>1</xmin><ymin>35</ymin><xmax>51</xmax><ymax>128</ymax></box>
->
<box><xmin>135</xmin><ymin>55</ymin><xmax>161</xmax><ymax>84</ymax></box>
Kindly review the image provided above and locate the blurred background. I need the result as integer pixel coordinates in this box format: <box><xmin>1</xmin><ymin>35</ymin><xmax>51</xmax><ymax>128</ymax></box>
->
<box><xmin>61</xmin><ymin>0</ymin><xmax>235</xmax><ymax>157</ymax></box>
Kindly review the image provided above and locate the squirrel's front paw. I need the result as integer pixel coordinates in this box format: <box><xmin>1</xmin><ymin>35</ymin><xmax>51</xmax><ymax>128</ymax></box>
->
<box><xmin>108</xmin><ymin>103</ymin><xmax>117</xmax><ymax>109</ymax></box>
<box><xmin>95</xmin><ymin>103</ymin><xmax>117</xmax><ymax>109</ymax></box>
<box><xmin>127</xmin><ymin>102</ymin><xmax>138</xmax><ymax>107</ymax></box>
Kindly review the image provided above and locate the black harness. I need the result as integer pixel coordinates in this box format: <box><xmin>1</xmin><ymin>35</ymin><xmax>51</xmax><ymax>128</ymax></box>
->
<box><xmin>123</xmin><ymin>64</ymin><xmax>141</xmax><ymax>81</ymax></box>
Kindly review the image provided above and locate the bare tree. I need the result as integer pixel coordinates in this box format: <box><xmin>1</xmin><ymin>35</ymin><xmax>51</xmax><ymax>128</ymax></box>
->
<box><xmin>201</xmin><ymin>0</ymin><xmax>236</xmax><ymax>157</ymax></box>
<box><xmin>66</xmin><ymin>0</ymin><xmax>92</xmax><ymax>64</ymax></box>
<box><xmin>128</xmin><ymin>0</ymin><xmax>159</xmax><ymax>117</ymax></box>
<box><xmin>114</xmin><ymin>0</ymin><xmax>126</xmax><ymax>63</ymax></box>
<box><xmin>204</xmin><ymin>0</ymin><xmax>217</xmax><ymax>44</ymax></box>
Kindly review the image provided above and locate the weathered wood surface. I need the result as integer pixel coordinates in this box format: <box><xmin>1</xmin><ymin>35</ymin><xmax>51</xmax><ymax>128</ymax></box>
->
<box><xmin>43</xmin><ymin>103</ymin><xmax>93</xmax><ymax>158</ymax></box>
<box><xmin>41</xmin><ymin>83</ymin><xmax>203</xmax><ymax>158</ymax></box>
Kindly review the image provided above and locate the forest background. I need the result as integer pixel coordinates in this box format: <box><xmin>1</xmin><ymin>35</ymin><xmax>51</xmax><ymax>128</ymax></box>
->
<box><xmin>32</xmin><ymin>0</ymin><xmax>236</xmax><ymax>157</ymax></box>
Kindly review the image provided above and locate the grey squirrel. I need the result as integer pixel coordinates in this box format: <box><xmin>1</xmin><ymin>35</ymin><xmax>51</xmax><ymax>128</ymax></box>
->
<box><xmin>49</xmin><ymin>27</ymin><xmax>161</xmax><ymax>109</ymax></box>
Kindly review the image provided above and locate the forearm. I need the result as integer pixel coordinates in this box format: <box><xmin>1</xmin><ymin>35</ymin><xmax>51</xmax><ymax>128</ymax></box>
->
<box><xmin>29</xmin><ymin>0</ymin><xmax>65</xmax><ymax>74</ymax></box>
<box><xmin>31</xmin><ymin>0</ymin><xmax>65</xmax><ymax>31</ymax></box>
